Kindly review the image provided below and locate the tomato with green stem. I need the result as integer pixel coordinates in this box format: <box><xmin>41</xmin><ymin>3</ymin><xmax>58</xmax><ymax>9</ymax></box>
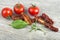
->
<box><xmin>2</xmin><ymin>8</ymin><xmax>13</xmax><ymax>19</ymax></box>
<box><xmin>28</xmin><ymin>4</ymin><xmax>39</xmax><ymax>16</ymax></box>
<box><xmin>14</xmin><ymin>4</ymin><xmax>24</xmax><ymax>14</ymax></box>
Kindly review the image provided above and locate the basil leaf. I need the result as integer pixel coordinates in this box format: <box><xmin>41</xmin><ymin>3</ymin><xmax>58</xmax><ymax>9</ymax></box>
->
<box><xmin>11</xmin><ymin>20</ymin><xmax>28</xmax><ymax>29</ymax></box>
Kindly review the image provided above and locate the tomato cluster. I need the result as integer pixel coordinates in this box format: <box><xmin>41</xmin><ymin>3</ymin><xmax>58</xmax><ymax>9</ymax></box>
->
<box><xmin>1</xmin><ymin>4</ymin><xmax>39</xmax><ymax>18</ymax></box>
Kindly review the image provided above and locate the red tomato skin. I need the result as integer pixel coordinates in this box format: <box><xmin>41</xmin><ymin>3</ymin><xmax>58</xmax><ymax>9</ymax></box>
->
<box><xmin>14</xmin><ymin>4</ymin><xmax>24</xmax><ymax>14</ymax></box>
<box><xmin>2</xmin><ymin>8</ymin><xmax>13</xmax><ymax>18</ymax></box>
<box><xmin>28</xmin><ymin>7</ymin><xmax>39</xmax><ymax>16</ymax></box>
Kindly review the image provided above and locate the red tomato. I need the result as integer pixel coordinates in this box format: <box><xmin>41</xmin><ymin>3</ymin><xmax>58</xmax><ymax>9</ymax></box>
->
<box><xmin>14</xmin><ymin>4</ymin><xmax>24</xmax><ymax>14</ymax></box>
<box><xmin>2</xmin><ymin>8</ymin><xmax>13</xmax><ymax>18</ymax></box>
<box><xmin>28</xmin><ymin>5</ymin><xmax>39</xmax><ymax>16</ymax></box>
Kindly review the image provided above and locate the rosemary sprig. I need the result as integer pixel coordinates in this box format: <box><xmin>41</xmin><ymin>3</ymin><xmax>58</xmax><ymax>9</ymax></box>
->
<box><xmin>30</xmin><ymin>21</ymin><xmax>46</xmax><ymax>35</ymax></box>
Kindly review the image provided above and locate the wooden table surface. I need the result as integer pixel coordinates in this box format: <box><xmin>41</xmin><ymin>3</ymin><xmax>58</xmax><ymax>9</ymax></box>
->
<box><xmin>0</xmin><ymin>0</ymin><xmax>60</xmax><ymax>40</ymax></box>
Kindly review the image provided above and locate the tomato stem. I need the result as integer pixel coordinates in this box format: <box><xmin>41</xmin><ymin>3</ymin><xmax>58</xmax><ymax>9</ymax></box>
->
<box><xmin>16</xmin><ymin>4</ymin><xmax>21</xmax><ymax>8</ymax></box>
<box><xmin>31</xmin><ymin>4</ymin><xmax>36</xmax><ymax>7</ymax></box>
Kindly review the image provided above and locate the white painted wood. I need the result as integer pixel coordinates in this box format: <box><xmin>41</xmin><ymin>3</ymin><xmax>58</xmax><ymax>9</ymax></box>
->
<box><xmin>0</xmin><ymin>0</ymin><xmax>60</xmax><ymax>40</ymax></box>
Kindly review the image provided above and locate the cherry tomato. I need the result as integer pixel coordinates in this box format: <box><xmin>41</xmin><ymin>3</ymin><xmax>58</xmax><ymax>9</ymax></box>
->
<box><xmin>2</xmin><ymin>8</ymin><xmax>13</xmax><ymax>18</ymax></box>
<box><xmin>28</xmin><ymin>5</ymin><xmax>39</xmax><ymax>16</ymax></box>
<box><xmin>14</xmin><ymin>4</ymin><xmax>24</xmax><ymax>14</ymax></box>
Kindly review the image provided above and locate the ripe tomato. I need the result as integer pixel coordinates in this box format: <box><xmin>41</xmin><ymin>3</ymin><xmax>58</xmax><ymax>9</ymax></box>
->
<box><xmin>14</xmin><ymin>4</ymin><xmax>24</xmax><ymax>14</ymax></box>
<box><xmin>2</xmin><ymin>8</ymin><xmax>13</xmax><ymax>18</ymax></box>
<box><xmin>28</xmin><ymin>5</ymin><xmax>39</xmax><ymax>16</ymax></box>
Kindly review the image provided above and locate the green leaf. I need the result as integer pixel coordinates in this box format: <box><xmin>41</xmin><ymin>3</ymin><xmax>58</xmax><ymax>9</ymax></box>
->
<box><xmin>11</xmin><ymin>20</ymin><xmax>28</xmax><ymax>29</ymax></box>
